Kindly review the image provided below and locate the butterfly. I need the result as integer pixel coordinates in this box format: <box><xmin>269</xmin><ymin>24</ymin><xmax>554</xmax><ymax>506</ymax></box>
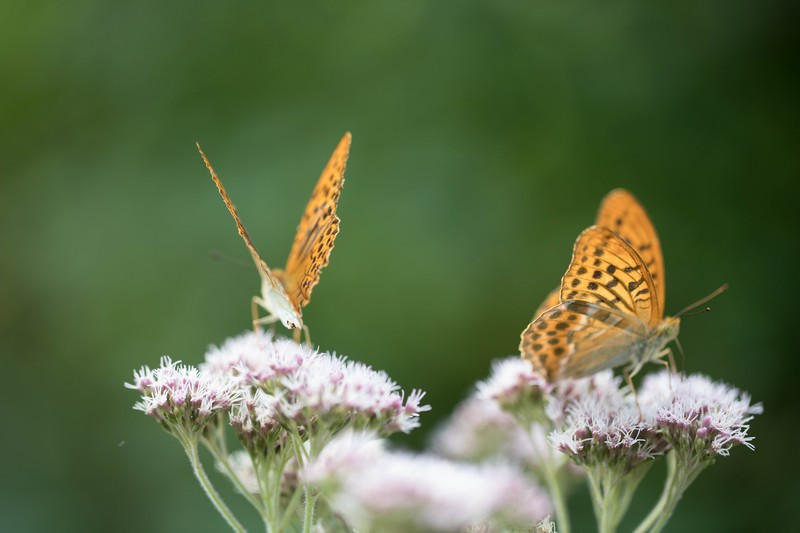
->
<box><xmin>520</xmin><ymin>189</ymin><xmax>680</xmax><ymax>383</ymax></box>
<box><xmin>197</xmin><ymin>133</ymin><xmax>351</xmax><ymax>342</ymax></box>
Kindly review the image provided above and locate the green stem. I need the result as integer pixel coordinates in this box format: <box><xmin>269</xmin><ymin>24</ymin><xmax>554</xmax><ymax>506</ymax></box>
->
<box><xmin>302</xmin><ymin>484</ymin><xmax>317</xmax><ymax>533</ymax></box>
<box><xmin>255</xmin><ymin>455</ymin><xmax>276</xmax><ymax>533</ymax></box>
<box><xmin>586</xmin><ymin>469</ymin><xmax>613</xmax><ymax>533</ymax></box>
<box><xmin>612</xmin><ymin>462</ymin><xmax>651</xmax><ymax>527</ymax></box>
<box><xmin>178</xmin><ymin>431</ymin><xmax>246</xmax><ymax>533</ymax></box>
<box><xmin>277</xmin><ymin>484</ymin><xmax>305</xmax><ymax>532</ymax></box>
<box><xmin>586</xmin><ymin>461</ymin><xmax>652</xmax><ymax>533</ymax></box>
<box><xmin>540</xmin><ymin>459</ymin><xmax>571</xmax><ymax>533</ymax></box>
<box><xmin>203</xmin><ymin>438</ymin><xmax>264</xmax><ymax>515</ymax></box>
<box><xmin>633</xmin><ymin>452</ymin><xmax>709</xmax><ymax>533</ymax></box>
<box><xmin>269</xmin><ymin>449</ymin><xmax>292</xmax><ymax>532</ymax></box>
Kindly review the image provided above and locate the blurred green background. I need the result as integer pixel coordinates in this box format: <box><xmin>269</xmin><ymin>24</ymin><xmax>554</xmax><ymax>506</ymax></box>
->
<box><xmin>1</xmin><ymin>0</ymin><xmax>796</xmax><ymax>531</ymax></box>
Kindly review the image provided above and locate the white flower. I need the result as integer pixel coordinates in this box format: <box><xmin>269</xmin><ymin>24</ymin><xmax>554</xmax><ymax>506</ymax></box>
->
<box><xmin>303</xmin><ymin>429</ymin><xmax>385</xmax><ymax>488</ymax></box>
<box><xmin>210</xmin><ymin>331</ymin><xmax>429</xmax><ymax>435</ymax></box>
<box><xmin>228</xmin><ymin>388</ymin><xmax>284</xmax><ymax>451</ymax></box>
<box><xmin>545</xmin><ymin>370</ymin><xmax>621</xmax><ymax>424</ymax></box>
<box><xmin>281</xmin><ymin>353</ymin><xmax>431</xmax><ymax>433</ymax></box>
<box><xmin>201</xmin><ymin>330</ymin><xmax>308</xmax><ymax>384</ymax></box>
<box><xmin>549</xmin><ymin>376</ymin><xmax>667</xmax><ymax>469</ymax></box>
<box><xmin>199</xmin><ymin>331</ymin><xmax>430</xmax><ymax>436</ymax></box>
<box><xmin>476</xmin><ymin>357</ymin><xmax>551</xmax><ymax>408</ymax></box>
<box><xmin>307</xmin><ymin>432</ymin><xmax>552</xmax><ymax>532</ymax></box>
<box><xmin>126</xmin><ymin>356</ymin><xmax>241</xmax><ymax>428</ymax></box>
<box><xmin>639</xmin><ymin>371</ymin><xmax>762</xmax><ymax>457</ymax></box>
<box><xmin>432</xmin><ymin>398</ymin><xmax>538</xmax><ymax>466</ymax></box>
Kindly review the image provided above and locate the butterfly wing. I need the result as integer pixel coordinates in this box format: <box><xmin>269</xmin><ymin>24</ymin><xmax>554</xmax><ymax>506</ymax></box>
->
<box><xmin>519</xmin><ymin>286</ymin><xmax>561</xmax><ymax>363</ymax></box>
<box><xmin>282</xmin><ymin>132</ymin><xmax>351</xmax><ymax>310</ymax></box>
<box><xmin>532</xmin><ymin>287</ymin><xmax>561</xmax><ymax>320</ymax></box>
<box><xmin>197</xmin><ymin>144</ymin><xmax>287</xmax><ymax>296</ymax></box>
<box><xmin>596</xmin><ymin>189</ymin><xmax>665</xmax><ymax>316</ymax></box>
<box><xmin>561</xmin><ymin>225</ymin><xmax>661</xmax><ymax>327</ymax></box>
<box><xmin>521</xmin><ymin>300</ymin><xmax>647</xmax><ymax>379</ymax></box>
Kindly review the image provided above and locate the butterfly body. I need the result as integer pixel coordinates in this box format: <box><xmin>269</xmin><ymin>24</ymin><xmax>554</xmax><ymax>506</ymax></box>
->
<box><xmin>258</xmin><ymin>271</ymin><xmax>302</xmax><ymax>329</ymax></box>
<box><xmin>521</xmin><ymin>190</ymin><xmax>677</xmax><ymax>382</ymax></box>
<box><xmin>197</xmin><ymin>133</ymin><xmax>351</xmax><ymax>336</ymax></box>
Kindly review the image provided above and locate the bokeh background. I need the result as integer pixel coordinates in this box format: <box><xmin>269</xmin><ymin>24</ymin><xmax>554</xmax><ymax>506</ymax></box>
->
<box><xmin>1</xmin><ymin>1</ymin><xmax>797</xmax><ymax>531</ymax></box>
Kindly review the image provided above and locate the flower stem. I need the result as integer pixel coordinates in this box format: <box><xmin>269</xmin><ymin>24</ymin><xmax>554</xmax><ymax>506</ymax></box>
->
<box><xmin>540</xmin><ymin>459</ymin><xmax>571</xmax><ymax>533</ymax></box>
<box><xmin>586</xmin><ymin>461</ymin><xmax>651</xmax><ymax>533</ymax></box>
<box><xmin>203</xmin><ymin>437</ymin><xmax>264</xmax><ymax>515</ymax></box>
<box><xmin>179</xmin><ymin>432</ymin><xmax>246</xmax><ymax>533</ymax></box>
<box><xmin>277</xmin><ymin>484</ymin><xmax>304</xmax><ymax>532</ymax></box>
<box><xmin>302</xmin><ymin>484</ymin><xmax>317</xmax><ymax>533</ymax></box>
<box><xmin>633</xmin><ymin>452</ymin><xmax>708</xmax><ymax>533</ymax></box>
<box><xmin>586</xmin><ymin>469</ymin><xmax>613</xmax><ymax>533</ymax></box>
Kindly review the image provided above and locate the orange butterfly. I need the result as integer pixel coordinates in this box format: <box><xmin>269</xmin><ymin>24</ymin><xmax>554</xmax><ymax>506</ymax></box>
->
<box><xmin>197</xmin><ymin>133</ymin><xmax>351</xmax><ymax>342</ymax></box>
<box><xmin>520</xmin><ymin>189</ymin><xmax>680</xmax><ymax>384</ymax></box>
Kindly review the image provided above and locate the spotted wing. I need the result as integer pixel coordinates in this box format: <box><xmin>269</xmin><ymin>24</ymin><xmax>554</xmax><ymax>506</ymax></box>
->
<box><xmin>560</xmin><ymin>225</ymin><xmax>661</xmax><ymax>327</ymax></box>
<box><xmin>282</xmin><ymin>132</ymin><xmax>351</xmax><ymax>309</ymax></box>
<box><xmin>596</xmin><ymin>189</ymin><xmax>664</xmax><ymax>316</ymax></box>
<box><xmin>520</xmin><ymin>285</ymin><xmax>562</xmax><ymax>360</ymax></box>
<box><xmin>533</xmin><ymin>287</ymin><xmax>561</xmax><ymax>319</ymax></box>
<box><xmin>197</xmin><ymin>144</ymin><xmax>285</xmax><ymax>293</ymax></box>
<box><xmin>521</xmin><ymin>300</ymin><xmax>647</xmax><ymax>380</ymax></box>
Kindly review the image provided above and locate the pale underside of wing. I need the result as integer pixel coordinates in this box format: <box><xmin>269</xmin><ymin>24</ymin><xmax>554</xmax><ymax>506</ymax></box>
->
<box><xmin>596</xmin><ymin>189</ymin><xmax>665</xmax><ymax>316</ymax></box>
<box><xmin>197</xmin><ymin>144</ymin><xmax>288</xmax><ymax>299</ymax></box>
<box><xmin>280</xmin><ymin>132</ymin><xmax>351</xmax><ymax>310</ymax></box>
<box><xmin>521</xmin><ymin>300</ymin><xmax>647</xmax><ymax>380</ymax></box>
<box><xmin>561</xmin><ymin>225</ymin><xmax>661</xmax><ymax>328</ymax></box>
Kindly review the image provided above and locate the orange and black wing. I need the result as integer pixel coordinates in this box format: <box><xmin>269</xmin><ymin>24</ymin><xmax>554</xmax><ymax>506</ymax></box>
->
<box><xmin>282</xmin><ymin>132</ymin><xmax>351</xmax><ymax>310</ymax></box>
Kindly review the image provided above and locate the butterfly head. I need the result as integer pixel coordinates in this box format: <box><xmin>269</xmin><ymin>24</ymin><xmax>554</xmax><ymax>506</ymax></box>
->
<box><xmin>260</xmin><ymin>276</ymin><xmax>303</xmax><ymax>330</ymax></box>
<box><xmin>655</xmin><ymin>316</ymin><xmax>681</xmax><ymax>346</ymax></box>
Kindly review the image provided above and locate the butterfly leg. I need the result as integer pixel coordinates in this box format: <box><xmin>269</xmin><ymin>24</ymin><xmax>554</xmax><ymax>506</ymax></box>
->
<box><xmin>658</xmin><ymin>357</ymin><xmax>672</xmax><ymax>389</ymax></box>
<box><xmin>623</xmin><ymin>369</ymin><xmax>643</xmax><ymax>418</ymax></box>
<box><xmin>302</xmin><ymin>324</ymin><xmax>312</xmax><ymax>347</ymax></box>
<box><xmin>655</xmin><ymin>347</ymin><xmax>677</xmax><ymax>389</ymax></box>
<box><xmin>291</xmin><ymin>326</ymin><xmax>311</xmax><ymax>346</ymax></box>
<box><xmin>251</xmin><ymin>296</ymin><xmax>278</xmax><ymax>332</ymax></box>
<box><xmin>665</xmin><ymin>347</ymin><xmax>677</xmax><ymax>374</ymax></box>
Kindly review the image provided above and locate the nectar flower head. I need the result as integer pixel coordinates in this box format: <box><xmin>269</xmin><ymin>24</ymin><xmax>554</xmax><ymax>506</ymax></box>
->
<box><xmin>545</xmin><ymin>370</ymin><xmax>622</xmax><ymax>424</ymax></box>
<box><xmin>201</xmin><ymin>329</ymin><xmax>309</xmax><ymax>385</ymax></box>
<box><xmin>203</xmin><ymin>331</ymin><xmax>430</xmax><ymax>436</ymax></box>
<box><xmin>432</xmin><ymin>398</ymin><xmax>538</xmax><ymax>466</ymax></box>
<box><xmin>228</xmin><ymin>387</ymin><xmax>285</xmax><ymax>452</ymax></box>
<box><xmin>639</xmin><ymin>370</ymin><xmax>763</xmax><ymax>458</ymax></box>
<box><xmin>303</xmin><ymin>429</ymin><xmax>385</xmax><ymax>491</ymax></box>
<box><xmin>306</xmin><ymin>432</ymin><xmax>552</xmax><ymax>533</ymax></box>
<box><xmin>126</xmin><ymin>356</ymin><xmax>241</xmax><ymax>431</ymax></box>
<box><xmin>476</xmin><ymin>357</ymin><xmax>552</xmax><ymax>420</ymax></box>
<box><xmin>549</xmin><ymin>375</ymin><xmax>667</xmax><ymax>470</ymax></box>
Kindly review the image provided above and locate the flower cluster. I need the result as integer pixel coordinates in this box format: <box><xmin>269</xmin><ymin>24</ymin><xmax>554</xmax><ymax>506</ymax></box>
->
<box><xmin>305</xmin><ymin>430</ymin><xmax>553</xmax><ymax>533</ymax></box>
<box><xmin>549</xmin><ymin>373</ymin><xmax>668</xmax><ymax>471</ymax></box>
<box><xmin>475</xmin><ymin>357</ymin><xmax>551</xmax><ymax>416</ymax></box>
<box><xmin>126</xmin><ymin>356</ymin><xmax>241</xmax><ymax>431</ymax></box>
<box><xmin>128</xmin><ymin>331</ymin><xmax>430</xmax><ymax>533</ymax></box>
<box><xmin>433</xmin><ymin>358</ymin><xmax>762</xmax><ymax>533</ymax></box>
<box><xmin>129</xmin><ymin>336</ymin><xmax>761</xmax><ymax>533</ymax></box>
<box><xmin>639</xmin><ymin>371</ymin><xmax>762</xmax><ymax>458</ymax></box>
<box><xmin>432</xmin><ymin>398</ymin><xmax>538</xmax><ymax>466</ymax></box>
<box><xmin>202</xmin><ymin>330</ymin><xmax>430</xmax><ymax>441</ymax></box>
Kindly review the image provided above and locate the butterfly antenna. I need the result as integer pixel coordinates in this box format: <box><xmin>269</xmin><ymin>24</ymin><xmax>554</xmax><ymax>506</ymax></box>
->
<box><xmin>675</xmin><ymin>283</ymin><xmax>728</xmax><ymax>318</ymax></box>
<box><xmin>681</xmin><ymin>306</ymin><xmax>712</xmax><ymax>318</ymax></box>
<box><xmin>208</xmin><ymin>249</ymin><xmax>255</xmax><ymax>270</ymax></box>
